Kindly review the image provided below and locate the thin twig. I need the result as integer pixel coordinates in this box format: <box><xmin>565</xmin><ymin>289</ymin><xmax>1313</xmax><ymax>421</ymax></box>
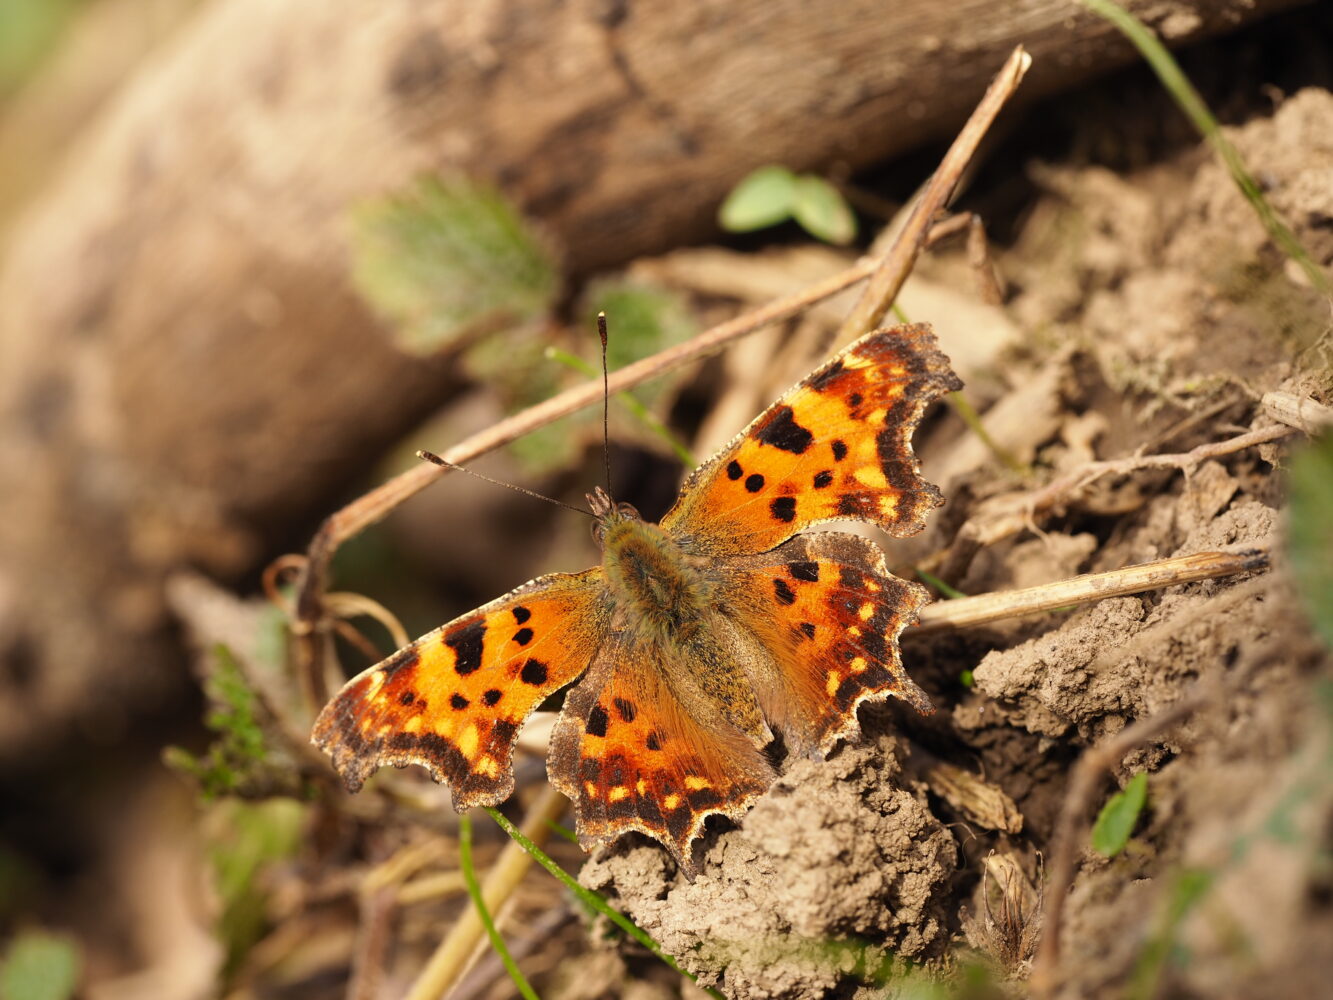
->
<box><xmin>404</xmin><ymin>785</ymin><xmax>568</xmax><ymax>1000</ymax></box>
<box><xmin>911</xmin><ymin>548</ymin><xmax>1269</xmax><ymax>635</ymax></box>
<box><xmin>837</xmin><ymin>45</ymin><xmax>1030</xmax><ymax>340</ymax></box>
<box><xmin>927</xmin><ymin>423</ymin><xmax>1298</xmax><ymax>574</ymax></box>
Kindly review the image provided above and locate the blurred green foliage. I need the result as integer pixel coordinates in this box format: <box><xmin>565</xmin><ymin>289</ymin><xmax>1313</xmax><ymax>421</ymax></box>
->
<box><xmin>0</xmin><ymin>931</ymin><xmax>79</xmax><ymax>1000</ymax></box>
<box><xmin>164</xmin><ymin>632</ymin><xmax>300</xmax><ymax>800</ymax></box>
<box><xmin>505</xmin><ymin>279</ymin><xmax>698</xmax><ymax>474</ymax></box>
<box><xmin>0</xmin><ymin>0</ymin><xmax>83</xmax><ymax>97</ymax></box>
<box><xmin>349</xmin><ymin>175</ymin><xmax>559</xmax><ymax>355</ymax></box>
<box><xmin>207</xmin><ymin>799</ymin><xmax>306</xmax><ymax>982</ymax></box>
<box><xmin>1288</xmin><ymin>432</ymin><xmax>1333</xmax><ymax>648</ymax></box>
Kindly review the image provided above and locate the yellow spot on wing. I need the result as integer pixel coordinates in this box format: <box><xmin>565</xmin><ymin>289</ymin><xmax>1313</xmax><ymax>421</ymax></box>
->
<box><xmin>458</xmin><ymin>724</ymin><xmax>479</xmax><ymax>760</ymax></box>
<box><xmin>403</xmin><ymin>716</ymin><xmax>422</xmax><ymax>733</ymax></box>
<box><xmin>477</xmin><ymin>756</ymin><xmax>500</xmax><ymax>778</ymax></box>
<box><xmin>826</xmin><ymin>671</ymin><xmax>841</xmax><ymax>696</ymax></box>
<box><xmin>608</xmin><ymin>786</ymin><xmax>629</xmax><ymax>803</ymax></box>
<box><xmin>636</xmin><ymin>778</ymin><xmax>647</xmax><ymax>796</ymax></box>
<box><xmin>367</xmin><ymin>671</ymin><xmax>386</xmax><ymax>695</ymax></box>
<box><xmin>878</xmin><ymin>495</ymin><xmax>899</xmax><ymax>517</ymax></box>
<box><xmin>854</xmin><ymin>466</ymin><xmax>888</xmax><ymax>490</ymax></box>
<box><xmin>584</xmin><ymin>781</ymin><xmax>599</xmax><ymax>799</ymax></box>
<box><xmin>684</xmin><ymin>776</ymin><xmax>711</xmax><ymax>791</ymax></box>
<box><xmin>848</xmin><ymin>625</ymin><xmax>862</xmax><ymax>638</ymax></box>
<box><xmin>850</xmin><ymin>657</ymin><xmax>867</xmax><ymax>672</ymax></box>
<box><xmin>859</xmin><ymin>602</ymin><xmax>876</xmax><ymax>621</ymax></box>
<box><xmin>664</xmin><ymin>793</ymin><xmax>681</xmax><ymax>810</ymax></box>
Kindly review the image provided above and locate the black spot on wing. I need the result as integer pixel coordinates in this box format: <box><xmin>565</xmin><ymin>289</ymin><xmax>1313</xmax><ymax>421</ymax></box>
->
<box><xmin>773</xmin><ymin>578</ymin><xmax>797</xmax><ymax>605</ymax></box>
<box><xmin>800</xmin><ymin>621</ymin><xmax>817</xmax><ymax>639</ymax></box>
<box><xmin>512</xmin><ymin>606</ymin><xmax>531</xmax><ymax>624</ymax></box>
<box><xmin>587</xmin><ymin>705</ymin><xmax>609</xmax><ymax>738</ymax></box>
<box><xmin>745</xmin><ymin>473</ymin><xmax>765</xmax><ymax>493</ymax></box>
<box><xmin>770</xmin><ymin>496</ymin><xmax>797</xmax><ymax>523</ymax></box>
<box><xmin>399</xmin><ymin>691</ymin><xmax>416</xmax><ymax>706</ymax></box>
<box><xmin>789</xmin><ymin>561</ymin><xmax>819</xmax><ymax>582</ymax></box>
<box><xmin>446</xmin><ymin>620</ymin><xmax>485</xmax><ymax>676</ymax></box>
<box><xmin>483</xmin><ymin>689</ymin><xmax>503</xmax><ymax>705</ymax></box>
<box><xmin>492</xmin><ymin>718</ymin><xmax>518</xmax><ymax>745</ymax></box>
<box><xmin>512</xmin><ymin>627</ymin><xmax>534</xmax><ymax>646</ymax></box>
<box><xmin>450</xmin><ymin>693</ymin><xmax>469</xmax><ymax>710</ymax></box>
<box><xmin>755</xmin><ymin>406</ymin><xmax>813</xmax><ymax>454</ymax></box>
<box><xmin>726</xmin><ymin>460</ymin><xmax>743</xmax><ymax>480</ymax></box>
<box><xmin>613</xmin><ymin>697</ymin><xmax>637</xmax><ymax>722</ymax></box>
<box><xmin>808</xmin><ymin>358</ymin><xmax>845</xmax><ymax>391</ymax></box>
<box><xmin>645</xmin><ymin>731</ymin><xmax>663</xmax><ymax>751</ymax></box>
<box><xmin>831</xmin><ymin>440</ymin><xmax>848</xmax><ymax>462</ymax></box>
<box><xmin>814</xmin><ymin>470</ymin><xmax>834</xmax><ymax>489</ymax></box>
<box><xmin>520</xmin><ymin>658</ymin><xmax>548</xmax><ymax>685</ymax></box>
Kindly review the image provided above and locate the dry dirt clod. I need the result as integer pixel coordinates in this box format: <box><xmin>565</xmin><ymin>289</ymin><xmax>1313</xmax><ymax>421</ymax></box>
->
<box><xmin>580</xmin><ymin>734</ymin><xmax>956</xmax><ymax>1000</ymax></box>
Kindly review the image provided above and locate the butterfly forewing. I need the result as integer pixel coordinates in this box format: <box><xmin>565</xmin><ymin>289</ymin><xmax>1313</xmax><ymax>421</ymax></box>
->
<box><xmin>660</xmin><ymin>324</ymin><xmax>962</xmax><ymax>556</ymax></box>
<box><xmin>313</xmin><ymin>569</ymin><xmax>609</xmax><ymax>809</ymax></box>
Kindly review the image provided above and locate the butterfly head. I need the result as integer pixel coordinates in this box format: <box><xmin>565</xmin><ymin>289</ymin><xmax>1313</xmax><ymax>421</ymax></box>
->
<box><xmin>587</xmin><ymin>485</ymin><xmax>642</xmax><ymax>545</ymax></box>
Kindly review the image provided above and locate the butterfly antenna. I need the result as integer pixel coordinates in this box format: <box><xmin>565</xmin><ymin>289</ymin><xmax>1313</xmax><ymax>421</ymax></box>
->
<box><xmin>417</xmin><ymin>451</ymin><xmax>593</xmax><ymax>518</ymax></box>
<box><xmin>598</xmin><ymin>311</ymin><xmax>613</xmax><ymax>499</ymax></box>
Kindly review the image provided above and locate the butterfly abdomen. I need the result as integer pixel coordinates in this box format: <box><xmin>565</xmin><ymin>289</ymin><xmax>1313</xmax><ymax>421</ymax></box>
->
<box><xmin>600</xmin><ymin>516</ymin><xmax>715</xmax><ymax>642</ymax></box>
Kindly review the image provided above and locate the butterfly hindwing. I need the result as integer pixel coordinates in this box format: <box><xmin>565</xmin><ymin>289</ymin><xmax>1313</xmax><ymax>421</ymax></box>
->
<box><xmin>313</xmin><ymin>569</ymin><xmax>609</xmax><ymax>810</ymax></box>
<box><xmin>721</xmin><ymin>531</ymin><xmax>932</xmax><ymax>755</ymax></box>
<box><xmin>660</xmin><ymin>323</ymin><xmax>962</xmax><ymax>556</ymax></box>
<box><xmin>548</xmin><ymin>637</ymin><xmax>775</xmax><ymax>876</ymax></box>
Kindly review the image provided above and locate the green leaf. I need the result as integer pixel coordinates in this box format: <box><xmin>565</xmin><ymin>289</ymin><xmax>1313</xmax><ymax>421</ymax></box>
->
<box><xmin>1092</xmin><ymin>771</ymin><xmax>1149</xmax><ymax>857</ymax></box>
<box><xmin>0</xmin><ymin>930</ymin><xmax>79</xmax><ymax>1000</ymax></box>
<box><xmin>791</xmin><ymin>175</ymin><xmax>857</xmax><ymax>245</ymax></box>
<box><xmin>349</xmin><ymin>175</ymin><xmax>559</xmax><ymax>355</ymax></box>
<box><xmin>718</xmin><ymin>166</ymin><xmax>797</xmax><ymax>232</ymax></box>
<box><xmin>1288</xmin><ymin>432</ymin><xmax>1333</xmax><ymax>648</ymax></box>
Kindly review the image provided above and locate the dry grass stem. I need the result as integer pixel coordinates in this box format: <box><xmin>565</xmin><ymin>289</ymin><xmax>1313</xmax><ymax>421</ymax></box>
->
<box><xmin>404</xmin><ymin>785</ymin><xmax>568</xmax><ymax>1000</ymax></box>
<box><xmin>836</xmin><ymin>45</ymin><xmax>1030</xmax><ymax>340</ymax></box>
<box><xmin>1262</xmin><ymin>389</ymin><xmax>1333</xmax><ymax>433</ymax></box>
<box><xmin>912</xmin><ymin>548</ymin><xmax>1270</xmax><ymax>635</ymax></box>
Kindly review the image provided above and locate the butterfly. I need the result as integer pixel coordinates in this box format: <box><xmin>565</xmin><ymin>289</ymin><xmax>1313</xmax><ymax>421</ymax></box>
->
<box><xmin>313</xmin><ymin>322</ymin><xmax>962</xmax><ymax>875</ymax></box>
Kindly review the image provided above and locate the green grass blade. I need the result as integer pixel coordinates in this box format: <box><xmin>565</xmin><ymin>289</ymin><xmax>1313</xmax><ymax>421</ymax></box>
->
<box><xmin>483</xmin><ymin>807</ymin><xmax>724</xmax><ymax>1000</ymax></box>
<box><xmin>546</xmin><ymin>348</ymin><xmax>697</xmax><ymax>467</ymax></box>
<box><xmin>459</xmin><ymin>814</ymin><xmax>541</xmax><ymax>1000</ymax></box>
<box><xmin>914</xmin><ymin>568</ymin><xmax>967</xmax><ymax>600</ymax></box>
<box><xmin>1078</xmin><ymin>0</ymin><xmax>1330</xmax><ymax>295</ymax></box>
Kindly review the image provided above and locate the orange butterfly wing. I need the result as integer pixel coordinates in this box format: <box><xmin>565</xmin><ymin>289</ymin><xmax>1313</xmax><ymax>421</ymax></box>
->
<box><xmin>660</xmin><ymin>323</ymin><xmax>961</xmax><ymax>556</ymax></box>
<box><xmin>313</xmin><ymin>569</ymin><xmax>609</xmax><ymax>810</ymax></box>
